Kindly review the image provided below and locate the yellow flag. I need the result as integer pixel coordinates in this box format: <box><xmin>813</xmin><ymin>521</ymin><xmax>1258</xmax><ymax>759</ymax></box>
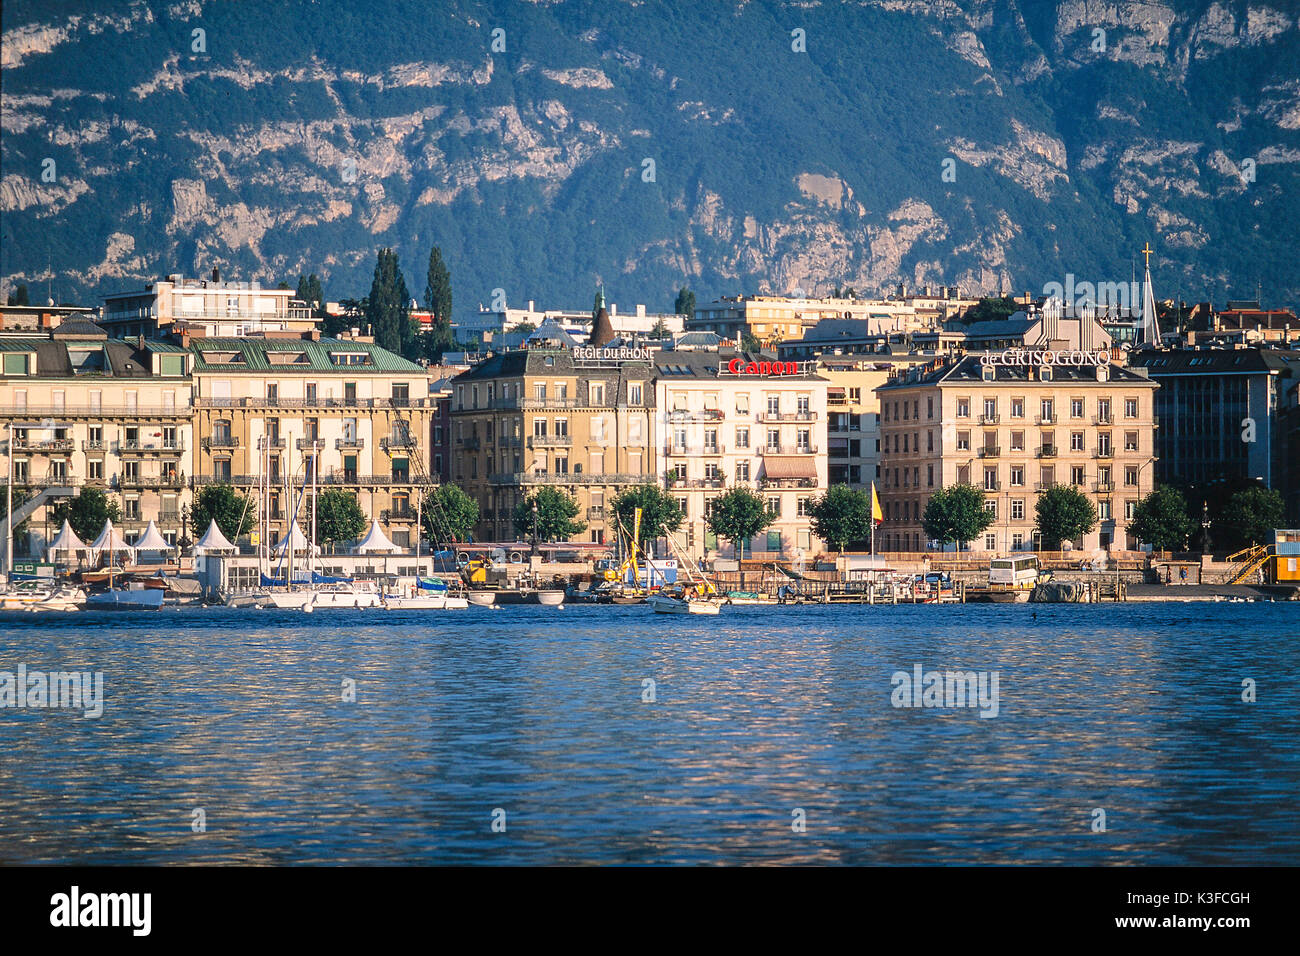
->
<box><xmin>871</xmin><ymin>482</ymin><xmax>883</xmax><ymax>524</ymax></box>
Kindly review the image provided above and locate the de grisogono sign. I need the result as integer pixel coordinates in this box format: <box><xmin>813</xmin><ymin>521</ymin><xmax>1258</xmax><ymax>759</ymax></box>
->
<box><xmin>980</xmin><ymin>348</ymin><xmax>1110</xmax><ymax>368</ymax></box>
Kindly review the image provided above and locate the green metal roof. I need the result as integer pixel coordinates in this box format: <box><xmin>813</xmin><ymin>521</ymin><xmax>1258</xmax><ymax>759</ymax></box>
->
<box><xmin>190</xmin><ymin>337</ymin><xmax>422</xmax><ymax>373</ymax></box>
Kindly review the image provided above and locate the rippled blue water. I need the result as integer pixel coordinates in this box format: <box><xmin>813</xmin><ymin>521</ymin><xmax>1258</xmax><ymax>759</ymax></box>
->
<box><xmin>1</xmin><ymin>601</ymin><xmax>1297</xmax><ymax>865</ymax></box>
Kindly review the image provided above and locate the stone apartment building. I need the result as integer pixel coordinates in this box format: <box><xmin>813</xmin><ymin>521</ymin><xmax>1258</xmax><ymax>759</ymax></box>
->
<box><xmin>876</xmin><ymin>350</ymin><xmax>1159</xmax><ymax>554</ymax></box>
<box><xmin>190</xmin><ymin>336</ymin><xmax>434</xmax><ymax>550</ymax></box>
<box><xmin>448</xmin><ymin>345</ymin><xmax>657</xmax><ymax>543</ymax></box>
<box><xmin>0</xmin><ymin>319</ymin><xmax>195</xmax><ymax>551</ymax></box>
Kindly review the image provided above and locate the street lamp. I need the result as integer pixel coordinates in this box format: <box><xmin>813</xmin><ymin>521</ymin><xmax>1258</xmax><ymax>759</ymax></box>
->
<box><xmin>1201</xmin><ymin>500</ymin><xmax>1212</xmax><ymax>556</ymax></box>
<box><xmin>530</xmin><ymin>500</ymin><xmax>539</xmax><ymax>558</ymax></box>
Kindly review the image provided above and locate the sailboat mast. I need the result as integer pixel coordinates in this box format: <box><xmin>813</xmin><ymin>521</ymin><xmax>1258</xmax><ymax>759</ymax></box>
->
<box><xmin>286</xmin><ymin>432</ymin><xmax>293</xmax><ymax>593</ymax></box>
<box><xmin>311</xmin><ymin>442</ymin><xmax>318</xmax><ymax>582</ymax></box>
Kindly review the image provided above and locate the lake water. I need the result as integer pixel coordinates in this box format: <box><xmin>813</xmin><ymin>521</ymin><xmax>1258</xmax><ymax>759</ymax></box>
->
<box><xmin>1</xmin><ymin>602</ymin><xmax>1297</xmax><ymax>865</ymax></box>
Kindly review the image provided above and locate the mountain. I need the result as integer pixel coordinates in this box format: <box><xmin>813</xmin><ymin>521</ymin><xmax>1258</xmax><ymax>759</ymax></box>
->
<box><xmin>2</xmin><ymin>0</ymin><xmax>1298</xmax><ymax>317</ymax></box>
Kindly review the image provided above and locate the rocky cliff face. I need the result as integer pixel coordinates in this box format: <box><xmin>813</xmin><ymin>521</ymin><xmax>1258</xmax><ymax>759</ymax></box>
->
<box><xmin>1</xmin><ymin>0</ymin><xmax>1296</xmax><ymax>313</ymax></box>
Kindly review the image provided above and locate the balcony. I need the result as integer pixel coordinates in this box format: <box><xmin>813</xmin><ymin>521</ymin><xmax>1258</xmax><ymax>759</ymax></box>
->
<box><xmin>296</xmin><ymin>437</ymin><xmax>327</xmax><ymax>451</ymax></box>
<box><xmin>978</xmin><ymin>446</ymin><xmax>1001</xmax><ymax>458</ymax></box>
<box><xmin>12</xmin><ymin>438</ymin><xmax>75</xmax><ymax>452</ymax></box>
<box><xmin>116</xmin><ymin>473</ymin><xmax>186</xmax><ymax>489</ymax></box>
<box><xmin>1094</xmin><ymin>481</ymin><xmax>1115</xmax><ymax>494</ymax></box>
<box><xmin>1037</xmin><ymin>445</ymin><xmax>1057</xmax><ymax>458</ymax></box>
<box><xmin>1036</xmin><ymin>415</ymin><xmax>1055</xmax><ymax>425</ymax></box>
<box><xmin>3</xmin><ymin>405</ymin><xmax>190</xmax><ymax>418</ymax></box>
<box><xmin>1093</xmin><ymin>414</ymin><xmax>1113</xmax><ymax>426</ymax></box>
<box><xmin>191</xmin><ymin>473</ymin><xmax>417</xmax><ymax>488</ymax></box>
<box><xmin>258</xmin><ymin>436</ymin><xmax>286</xmax><ymax>450</ymax></box>
<box><xmin>1035</xmin><ymin>481</ymin><xmax>1059</xmax><ymax>492</ymax></box>
<box><xmin>982</xmin><ymin>482</ymin><xmax>1001</xmax><ymax>492</ymax></box>
<box><xmin>117</xmin><ymin>440</ymin><xmax>185</xmax><ymax>454</ymax></box>
<box><xmin>461</xmin><ymin>436</ymin><xmax>481</xmax><ymax>450</ymax></box>
<box><xmin>82</xmin><ymin>440</ymin><xmax>106</xmax><ymax>452</ymax></box>
<box><xmin>756</xmin><ymin>411</ymin><xmax>819</xmax><ymax>423</ymax></box>
<box><xmin>669</xmin><ymin>477</ymin><xmax>726</xmax><ymax>489</ymax></box>
<box><xmin>203</xmin><ymin>436</ymin><xmax>239</xmax><ymax>450</ymax></box>
<box><xmin>587</xmin><ymin>506</ymin><xmax>606</xmax><ymax>520</ymax></box>
<box><xmin>979</xmin><ymin>413</ymin><xmax>1000</xmax><ymax>424</ymax></box>
<box><xmin>490</xmin><ymin>471</ymin><xmax>646</xmax><ymax>486</ymax></box>
<box><xmin>527</xmin><ymin>435</ymin><xmax>572</xmax><ymax>448</ymax></box>
<box><xmin>335</xmin><ymin>437</ymin><xmax>365</xmax><ymax>450</ymax></box>
<box><xmin>195</xmin><ymin>396</ymin><xmax>432</xmax><ymax>410</ymax></box>
<box><xmin>380</xmin><ymin>508</ymin><xmax>417</xmax><ymax>522</ymax></box>
<box><xmin>1094</xmin><ymin>447</ymin><xmax>1114</xmax><ymax>459</ymax></box>
<box><xmin>666</xmin><ymin>408</ymin><xmax>725</xmax><ymax>422</ymax></box>
<box><xmin>758</xmin><ymin>445</ymin><xmax>817</xmax><ymax>455</ymax></box>
<box><xmin>380</xmin><ymin>436</ymin><xmax>417</xmax><ymax>452</ymax></box>
<box><xmin>758</xmin><ymin>476</ymin><xmax>818</xmax><ymax>489</ymax></box>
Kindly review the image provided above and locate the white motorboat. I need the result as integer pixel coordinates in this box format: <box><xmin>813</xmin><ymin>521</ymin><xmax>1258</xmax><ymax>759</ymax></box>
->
<box><xmin>267</xmin><ymin>581</ymin><xmax>383</xmax><ymax>609</ymax></box>
<box><xmin>382</xmin><ymin>577</ymin><xmax>469</xmax><ymax>610</ymax></box>
<box><xmin>1</xmin><ymin>580</ymin><xmax>86</xmax><ymax>613</ymax></box>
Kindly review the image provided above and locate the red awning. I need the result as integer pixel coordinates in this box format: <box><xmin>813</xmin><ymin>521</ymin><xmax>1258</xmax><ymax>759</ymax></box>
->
<box><xmin>762</xmin><ymin>456</ymin><xmax>817</xmax><ymax>479</ymax></box>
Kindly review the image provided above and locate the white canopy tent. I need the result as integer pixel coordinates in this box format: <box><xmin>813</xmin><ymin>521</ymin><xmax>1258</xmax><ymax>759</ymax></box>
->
<box><xmin>354</xmin><ymin>519</ymin><xmax>400</xmax><ymax>554</ymax></box>
<box><xmin>46</xmin><ymin>519</ymin><xmax>88</xmax><ymax>564</ymax></box>
<box><xmin>90</xmin><ymin>519</ymin><xmax>135</xmax><ymax>560</ymax></box>
<box><xmin>193</xmin><ymin>518</ymin><xmax>236</xmax><ymax>555</ymax></box>
<box><xmin>132</xmin><ymin>520</ymin><xmax>172</xmax><ymax>558</ymax></box>
<box><xmin>272</xmin><ymin>520</ymin><xmax>319</xmax><ymax>557</ymax></box>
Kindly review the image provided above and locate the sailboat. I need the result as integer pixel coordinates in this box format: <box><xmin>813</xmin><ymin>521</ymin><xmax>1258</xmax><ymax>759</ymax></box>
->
<box><xmin>648</xmin><ymin>522</ymin><xmax>722</xmax><ymax>615</ymax></box>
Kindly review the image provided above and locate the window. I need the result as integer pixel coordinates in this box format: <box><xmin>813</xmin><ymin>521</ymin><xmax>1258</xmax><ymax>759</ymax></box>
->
<box><xmin>736</xmin><ymin>460</ymin><xmax>750</xmax><ymax>482</ymax></box>
<box><xmin>984</xmin><ymin>499</ymin><xmax>997</xmax><ymax>517</ymax></box>
<box><xmin>391</xmin><ymin>383</ymin><xmax>410</xmax><ymax>405</ymax></box>
<box><xmin>1099</xmin><ymin>500</ymin><xmax>1112</xmax><ymax>520</ymax></box>
<box><xmin>1040</xmin><ymin>399</ymin><xmax>1054</xmax><ymax>423</ymax></box>
<box><xmin>704</xmin><ymin>462</ymin><xmax>721</xmax><ymax>481</ymax></box>
<box><xmin>88</xmin><ymin>459</ymin><xmax>104</xmax><ymax>480</ymax></box>
<box><xmin>472</xmin><ymin>385</ymin><xmax>479</xmax><ymax>409</ymax></box>
<box><xmin>797</xmin><ymin>395</ymin><xmax>810</xmax><ymax>417</ymax></box>
<box><xmin>982</xmin><ymin>398</ymin><xmax>997</xmax><ymax>421</ymax></box>
<box><xmin>1011</xmin><ymin>499</ymin><xmax>1025</xmax><ymax>520</ymax></box>
<box><xmin>704</xmin><ymin>429</ymin><xmax>719</xmax><ymax>453</ymax></box>
<box><xmin>767</xmin><ymin>394</ymin><xmax>780</xmax><ymax>416</ymax></box>
<box><xmin>1097</xmin><ymin>399</ymin><xmax>1112</xmax><ymax>423</ymax></box>
<box><xmin>1010</xmin><ymin>466</ymin><xmax>1024</xmax><ymax>487</ymax></box>
<box><xmin>796</xmin><ymin>429</ymin><xmax>810</xmax><ymax>452</ymax></box>
<box><xmin>927</xmin><ymin>431</ymin><xmax>934</xmax><ymax>451</ymax></box>
<box><xmin>1010</xmin><ymin>431</ymin><xmax>1024</xmax><ymax>452</ymax></box>
<box><xmin>1125</xmin><ymin>467</ymin><xmax>1139</xmax><ymax>487</ymax></box>
<box><xmin>673</xmin><ymin>428</ymin><xmax>687</xmax><ymax>453</ymax></box>
<box><xmin>957</xmin><ymin>398</ymin><xmax>970</xmax><ymax>418</ymax></box>
<box><xmin>1124</xmin><ymin>432</ymin><xmax>1138</xmax><ymax>452</ymax></box>
<box><xmin>555</xmin><ymin>383</ymin><xmax>568</xmax><ymax>401</ymax></box>
<box><xmin>1070</xmin><ymin>398</ymin><xmax>1083</xmax><ymax>419</ymax></box>
<box><xmin>767</xmin><ymin>496</ymin><xmax>781</xmax><ymax>516</ymax></box>
<box><xmin>1098</xmin><ymin>433</ymin><xmax>1112</xmax><ymax>456</ymax></box>
<box><xmin>797</xmin><ymin>497</ymin><xmax>811</xmax><ymax>517</ymax></box>
<box><xmin>956</xmin><ymin>430</ymin><xmax>970</xmax><ymax>451</ymax></box>
<box><xmin>590</xmin><ymin>383</ymin><xmax>605</xmax><ymax>405</ymax></box>
<box><xmin>630</xmin><ymin>384</ymin><xmax>643</xmax><ymax>405</ymax></box>
<box><xmin>927</xmin><ymin>464</ymin><xmax>934</xmax><ymax>487</ymax></box>
<box><xmin>736</xmin><ymin>392</ymin><xmax>749</xmax><ymax>414</ymax></box>
<box><xmin>927</xmin><ymin>397</ymin><xmax>934</xmax><ymax>419</ymax></box>
<box><xmin>555</xmin><ymin>457</ymin><xmax>569</xmax><ymax>474</ymax></box>
<box><xmin>534</xmin><ymin>383</ymin><xmax>546</xmax><ymax>401</ymax></box>
<box><xmin>533</xmin><ymin>419</ymin><xmax>548</xmax><ymax>438</ymax></box>
<box><xmin>767</xmin><ymin>429</ymin><xmax>780</xmax><ymax>451</ymax></box>
<box><xmin>849</xmin><ymin>387</ymin><xmax>861</xmax><ymax>404</ymax></box>
<box><xmin>555</xmin><ymin>418</ymin><xmax>569</xmax><ymax>438</ymax></box>
<box><xmin>984</xmin><ymin>533</ymin><xmax>997</xmax><ymax>550</ymax></box>
<box><xmin>1125</xmin><ymin>398</ymin><xmax>1138</xmax><ymax>419</ymax></box>
<box><xmin>1071</xmin><ymin>432</ymin><xmax>1084</xmax><ymax>452</ymax></box>
<box><xmin>1011</xmin><ymin>398</ymin><xmax>1024</xmax><ymax>418</ymax></box>
<box><xmin>735</xmin><ymin>426</ymin><xmax>749</xmax><ymax>449</ymax></box>
<box><xmin>266</xmin><ymin>383</ymin><xmax>278</xmax><ymax>402</ymax></box>
<box><xmin>1125</xmin><ymin>500</ymin><xmax>1137</xmax><ymax>519</ymax></box>
<box><xmin>1071</xmin><ymin>466</ymin><xmax>1086</xmax><ymax>486</ymax></box>
<box><xmin>984</xmin><ymin>467</ymin><xmax>998</xmax><ymax>491</ymax></box>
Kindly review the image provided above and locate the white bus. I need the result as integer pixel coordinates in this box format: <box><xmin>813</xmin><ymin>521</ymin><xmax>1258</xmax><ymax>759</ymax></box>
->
<box><xmin>988</xmin><ymin>555</ymin><xmax>1040</xmax><ymax>589</ymax></box>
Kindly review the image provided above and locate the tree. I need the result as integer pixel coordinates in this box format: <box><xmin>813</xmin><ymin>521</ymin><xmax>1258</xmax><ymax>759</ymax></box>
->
<box><xmin>674</xmin><ymin>286</ymin><xmax>695</xmax><ymax>318</ymax></box>
<box><xmin>51</xmin><ymin>487</ymin><xmax>122</xmax><ymax>544</ymax></box>
<box><xmin>423</xmin><ymin>246</ymin><xmax>453</xmax><ymax>323</ymax></box>
<box><xmin>705</xmin><ymin>486</ymin><xmax>776</xmax><ymax>559</ymax></box>
<box><xmin>295</xmin><ymin>273</ymin><xmax>324</xmax><ymax>309</ymax></box>
<box><xmin>960</xmin><ymin>296</ymin><xmax>1019</xmax><ymax>324</ymax></box>
<box><xmin>422</xmin><ymin>484</ymin><xmax>479</xmax><ymax>545</ymax></box>
<box><xmin>649</xmin><ymin>318</ymin><xmax>670</xmax><ymax>338</ymax></box>
<box><xmin>191</xmin><ymin>483</ymin><xmax>254</xmax><ymax>543</ymax></box>
<box><xmin>1215</xmin><ymin>486</ymin><xmax>1285</xmax><ymax>551</ymax></box>
<box><xmin>312</xmin><ymin>489</ymin><xmax>366</xmax><ymax>552</ymax></box>
<box><xmin>809</xmin><ymin>485</ymin><xmax>872</xmax><ymax>552</ymax></box>
<box><xmin>740</xmin><ymin>328</ymin><xmax>762</xmax><ymax>352</ymax></box>
<box><xmin>609</xmin><ymin>484</ymin><xmax>685</xmax><ymax>548</ymax></box>
<box><xmin>921</xmin><ymin>484</ymin><xmax>994</xmax><ymax>551</ymax></box>
<box><xmin>1128</xmin><ymin>486</ymin><xmax>1194</xmax><ymax>552</ymax></box>
<box><xmin>1035</xmin><ymin>485</ymin><xmax>1098</xmax><ymax>551</ymax></box>
<box><xmin>513</xmin><ymin>487</ymin><xmax>585</xmax><ymax>542</ymax></box>
<box><xmin>508</xmin><ymin>321</ymin><xmax>537</xmax><ymax>335</ymax></box>
<box><xmin>1</xmin><ymin>485</ymin><xmax>31</xmax><ymax>558</ymax></box>
<box><xmin>365</xmin><ymin>248</ymin><xmax>415</xmax><ymax>358</ymax></box>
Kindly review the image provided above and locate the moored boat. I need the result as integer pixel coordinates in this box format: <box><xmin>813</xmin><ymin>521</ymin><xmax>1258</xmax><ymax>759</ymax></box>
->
<box><xmin>84</xmin><ymin>585</ymin><xmax>164</xmax><ymax>611</ymax></box>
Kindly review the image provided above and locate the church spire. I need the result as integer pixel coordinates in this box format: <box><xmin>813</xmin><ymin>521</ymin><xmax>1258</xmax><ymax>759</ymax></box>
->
<box><xmin>1140</xmin><ymin>243</ymin><xmax>1161</xmax><ymax>348</ymax></box>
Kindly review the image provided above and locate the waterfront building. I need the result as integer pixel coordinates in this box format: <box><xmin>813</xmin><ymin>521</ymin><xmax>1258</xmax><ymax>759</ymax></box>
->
<box><xmin>101</xmin><ymin>271</ymin><xmax>318</xmax><ymax>339</ymax></box>
<box><xmin>876</xmin><ymin>349</ymin><xmax>1158</xmax><ymax>553</ymax></box>
<box><xmin>0</xmin><ymin>320</ymin><xmax>195</xmax><ymax>552</ymax></box>
<box><xmin>689</xmin><ymin>289</ymin><xmax>978</xmax><ymax>345</ymax></box>
<box><xmin>817</xmin><ymin>359</ymin><xmax>894</xmax><ymax>490</ymax></box>
<box><xmin>0</xmin><ymin>302</ymin><xmax>99</xmax><ymax>334</ymax></box>
<box><xmin>1127</xmin><ymin>346</ymin><xmax>1300</xmax><ymax>497</ymax></box>
<box><xmin>652</xmin><ymin>350</ymin><xmax>828</xmax><ymax>557</ymax></box>
<box><xmin>459</xmin><ymin>297</ymin><xmax>684</xmax><ymax>343</ymax></box>
<box><xmin>190</xmin><ymin>336</ymin><xmax>433</xmax><ymax>550</ymax></box>
<box><xmin>448</xmin><ymin>344</ymin><xmax>657</xmax><ymax>543</ymax></box>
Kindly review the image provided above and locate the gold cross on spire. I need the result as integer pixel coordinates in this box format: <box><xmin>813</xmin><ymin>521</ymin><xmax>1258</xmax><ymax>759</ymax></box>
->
<box><xmin>1141</xmin><ymin>243</ymin><xmax>1154</xmax><ymax>269</ymax></box>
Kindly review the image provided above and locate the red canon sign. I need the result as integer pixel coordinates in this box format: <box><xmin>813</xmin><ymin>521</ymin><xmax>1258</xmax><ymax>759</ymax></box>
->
<box><xmin>725</xmin><ymin>358</ymin><xmax>801</xmax><ymax>376</ymax></box>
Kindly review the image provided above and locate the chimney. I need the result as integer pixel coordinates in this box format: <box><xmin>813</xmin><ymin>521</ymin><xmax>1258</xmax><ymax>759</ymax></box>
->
<box><xmin>212</xmin><ymin>265</ymin><xmax>220</xmax><ymax>283</ymax></box>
